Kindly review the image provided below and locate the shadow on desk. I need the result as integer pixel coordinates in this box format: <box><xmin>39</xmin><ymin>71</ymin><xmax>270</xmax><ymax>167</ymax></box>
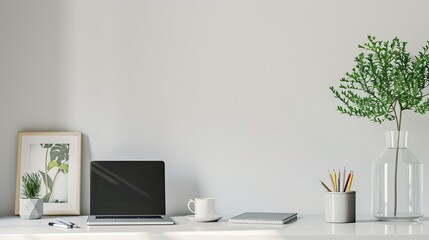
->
<box><xmin>357</xmin><ymin>217</ymin><xmax>429</xmax><ymax>223</ymax></box>
<box><xmin>228</xmin><ymin>216</ymin><xmax>298</xmax><ymax>226</ymax></box>
<box><xmin>356</xmin><ymin>219</ymin><xmax>378</xmax><ymax>223</ymax></box>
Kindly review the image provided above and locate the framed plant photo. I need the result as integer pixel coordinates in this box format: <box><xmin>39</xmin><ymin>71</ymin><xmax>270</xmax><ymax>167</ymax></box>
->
<box><xmin>15</xmin><ymin>132</ymin><xmax>82</xmax><ymax>215</ymax></box>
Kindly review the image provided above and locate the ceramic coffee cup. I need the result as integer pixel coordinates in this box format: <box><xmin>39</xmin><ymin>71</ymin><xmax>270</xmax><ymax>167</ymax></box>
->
<box><xmin>187</xmin><ymin>198</ymin><xmax>215</xmax><ymax>219</ymax></box>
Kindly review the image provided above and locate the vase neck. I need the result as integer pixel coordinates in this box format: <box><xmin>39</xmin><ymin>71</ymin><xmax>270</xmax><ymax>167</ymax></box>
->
<box><xmin>386</xmin><ymin>131</ymin><xmax>408</xmax><ymax>149</ymax></box>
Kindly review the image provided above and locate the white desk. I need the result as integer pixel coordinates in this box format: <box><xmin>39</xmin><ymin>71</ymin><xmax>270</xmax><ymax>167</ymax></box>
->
<box><xmin>1</xmin><ymin>215</ymin><xmax>429</xmax><ymax>240</ymax></box>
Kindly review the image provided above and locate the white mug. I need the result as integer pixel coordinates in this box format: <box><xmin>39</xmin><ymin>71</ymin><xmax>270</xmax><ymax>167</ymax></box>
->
<box><xmin>187</xmin><ymin>198</ymin><xmax>215</xmax><ymax>219</ymax></box>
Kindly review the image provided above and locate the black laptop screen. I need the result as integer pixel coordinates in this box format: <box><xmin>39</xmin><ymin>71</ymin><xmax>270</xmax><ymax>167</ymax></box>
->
<box><xmin>90</xmin><ymin>161</ymin><xmax>165</xmax><ymax>215</ymax></box>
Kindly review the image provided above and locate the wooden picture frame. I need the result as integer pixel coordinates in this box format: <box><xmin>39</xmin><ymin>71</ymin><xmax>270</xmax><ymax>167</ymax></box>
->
<box><xmin>15</xmin><ymin>132</ymin><xmax>82</xmax><ymax>215</ymax></box>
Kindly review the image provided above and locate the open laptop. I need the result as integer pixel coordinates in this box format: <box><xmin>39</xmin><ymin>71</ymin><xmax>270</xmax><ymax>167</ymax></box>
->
<box><xmin>87</xmin><ymin>161</ymin><xmax>174</xmax><ymax>225</ymax></box>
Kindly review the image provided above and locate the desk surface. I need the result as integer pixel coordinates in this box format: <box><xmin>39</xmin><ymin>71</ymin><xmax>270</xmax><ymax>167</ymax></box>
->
<box><xmin>1</xmin><ymin>215</ymin><xmax>429</xmax><ymax>240</ymax></box>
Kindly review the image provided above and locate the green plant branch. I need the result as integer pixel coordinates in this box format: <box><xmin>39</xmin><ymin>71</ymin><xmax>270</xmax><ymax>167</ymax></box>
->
<box><xmin>331</xmin><ymin>36</ymin><xmax>429</xmax><ymax>218</ymax></box>
<box><xmin>44</xmin><ymin>144</ymin><xmax>69</xmax><ymax>202</ymax></box>
<box><xmin>393</xmin><ymin>108</ymin><xmax>403</xmax><ymax>217</ymax></box>
<box><xmin>392</xmin><ymin>101</ymin><xmax>399</xmax><ymax>130</ymax></box>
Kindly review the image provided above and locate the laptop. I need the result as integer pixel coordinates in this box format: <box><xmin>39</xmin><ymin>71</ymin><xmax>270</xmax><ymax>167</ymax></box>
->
<box><xmin>87</xmin><ymin>161</ymin><xmax>174</xmax><ymax>225</ymax></box>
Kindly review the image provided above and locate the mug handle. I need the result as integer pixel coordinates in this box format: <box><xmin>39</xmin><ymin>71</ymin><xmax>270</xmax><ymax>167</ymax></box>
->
<box><xmin>187</xmin><ymin>199</ymin><xmax>195</xmax><ymax>214</ymax></box>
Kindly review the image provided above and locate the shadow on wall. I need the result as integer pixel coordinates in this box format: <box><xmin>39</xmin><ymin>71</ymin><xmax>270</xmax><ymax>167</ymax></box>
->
<box><xmin>80</xmin><ymin>134</ymin><xmax>93</xmax><ymax>215</ymax></box>
<box><xmin>0</xmin><ymin>1</ymin><xmax>71</xmax><ymax>215</ymax></box>
<box><xmin>165</xmin><ymin>168</ymin><xmax>201</xmax><ymax>216</ymax></box>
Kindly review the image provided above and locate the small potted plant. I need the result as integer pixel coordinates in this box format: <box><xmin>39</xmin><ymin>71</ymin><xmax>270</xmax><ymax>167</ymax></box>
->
<box><xmin>20</xmin><ymin>172</ymin><xmax>43</xmax><ymax>219</ymax></box>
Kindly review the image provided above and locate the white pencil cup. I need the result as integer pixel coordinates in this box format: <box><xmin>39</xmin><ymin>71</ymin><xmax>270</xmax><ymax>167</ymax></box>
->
<box><xmin>325</xmin><ymin>191</ymin><xmax>356</xmax><ymax>223</ymax></box>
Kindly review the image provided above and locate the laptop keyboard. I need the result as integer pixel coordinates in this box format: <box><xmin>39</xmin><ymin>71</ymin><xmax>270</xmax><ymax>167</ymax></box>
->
<box><xmin>96</xmin><ymin>215</ymin><xmax>163</xmax><ymax>219</ymax></box>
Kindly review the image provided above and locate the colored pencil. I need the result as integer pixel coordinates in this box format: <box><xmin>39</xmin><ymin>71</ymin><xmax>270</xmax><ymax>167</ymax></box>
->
<box><xmin>319</xmin><ymin>180</ymin><xmax>332</xmax><ymax>192</ymax></box>
<box><xmin>337</xmin><ymin>169</ymin><xmax>341</xmax><ymax>192</ymax></box>
<box><xmin>333</xmin><ymin>169</ymin><xmax>337</xmax><ymax>192</ymax></box>
<box><xmin>329</xmin><ymin>170</ymin><xmax>335</xmax><ymax>191</ymax></box>
<box><xmin>347</xmin><ymin>171</ymin><xmax>354</xmax><ymax>192</ymax></box>
<box><xmin>342</xmin><ymin>167</ymin><xmax>346</xmax><ymax>192</ymax></box>
<box><xmin>343</xmin><ymin>171</ymin><xmax>352</xmax><ymax>192</ymax></box>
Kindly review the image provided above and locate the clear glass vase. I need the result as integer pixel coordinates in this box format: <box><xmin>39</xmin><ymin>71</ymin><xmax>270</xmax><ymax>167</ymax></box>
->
<box><xmin>371</xmin><ymin>131</ymin><xmax>423</xmax><ymax>221</ymax></box>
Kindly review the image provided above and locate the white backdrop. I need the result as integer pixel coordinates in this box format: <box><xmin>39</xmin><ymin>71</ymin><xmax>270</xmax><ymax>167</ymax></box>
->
<box><xmin>1</xmin><ymin>0</ymin><xmax>429</xmax><ymax>216</ymax></box>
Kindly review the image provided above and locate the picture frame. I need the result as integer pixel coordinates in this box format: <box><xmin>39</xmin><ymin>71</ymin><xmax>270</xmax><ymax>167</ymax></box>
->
<box><xmin>15</xmin><ymin>132</ymin><xmax>82</xmax><ymax>215</ymax></box>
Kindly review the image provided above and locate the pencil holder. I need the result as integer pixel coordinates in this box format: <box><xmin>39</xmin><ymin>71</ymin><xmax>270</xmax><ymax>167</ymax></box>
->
<box><xmin>325</xmin><ymin>191</ymin><xmax>356</xmax><ymax>223</ymax></box>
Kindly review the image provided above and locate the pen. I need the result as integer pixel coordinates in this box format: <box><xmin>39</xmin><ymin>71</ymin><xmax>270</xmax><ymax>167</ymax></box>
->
<box><xmin>49</xmin><ymin>222</ymin><xmax>71</xmax><ymax>229</ymax></box>
<box><xmin>319</xmin><ymin>180</ymin><xmax>332</xmax><ymax>192</ymax></box>
<box><xmin>57</xmin><ymin>218</ymin><xmax>79</xmax><ymax>228</ymax></box>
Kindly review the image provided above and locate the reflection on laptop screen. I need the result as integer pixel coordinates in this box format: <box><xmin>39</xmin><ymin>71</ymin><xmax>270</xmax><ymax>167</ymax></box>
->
<box><xmin>90</xmin><ymin>161</ymin><xmax>165</xmax><ymax>215</ymax></box>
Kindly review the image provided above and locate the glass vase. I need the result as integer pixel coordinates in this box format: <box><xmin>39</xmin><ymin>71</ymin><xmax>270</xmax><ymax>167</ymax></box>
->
<box><xmin>371</xmin><ymin>131</ymin><xmax>423</xmax><ymax>221</ymax></box>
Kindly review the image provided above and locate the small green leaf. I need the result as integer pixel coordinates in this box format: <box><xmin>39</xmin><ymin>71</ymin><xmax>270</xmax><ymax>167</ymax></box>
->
<box><xmin>47</xmin><ymin>160</ymin><xmax>58</xmax><ymax>171</ymax></box>
<box><xmin>58</xmin><ymin>163</ymin><xmax>69</xmax><ymax>174</ymax></box>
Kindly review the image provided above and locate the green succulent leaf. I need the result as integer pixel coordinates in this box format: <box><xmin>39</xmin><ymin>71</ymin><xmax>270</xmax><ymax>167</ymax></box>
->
<box><xmin>21</xmin><ymin>172</ymin><xmax>41</xmax><ymax>199</ymax></box>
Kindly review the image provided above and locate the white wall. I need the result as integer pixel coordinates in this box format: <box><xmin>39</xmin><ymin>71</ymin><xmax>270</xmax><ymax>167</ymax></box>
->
<box><xmin>1</xmin><ymin>0</ymin><xmax>429</xmax><ymax>216</ymax></box>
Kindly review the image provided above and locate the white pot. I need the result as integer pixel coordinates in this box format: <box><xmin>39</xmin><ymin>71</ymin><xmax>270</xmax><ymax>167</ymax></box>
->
<box><xmin>19</xmin><ymin>198</ymin><xmax>43</xmax><ymax>219</ymax></box>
